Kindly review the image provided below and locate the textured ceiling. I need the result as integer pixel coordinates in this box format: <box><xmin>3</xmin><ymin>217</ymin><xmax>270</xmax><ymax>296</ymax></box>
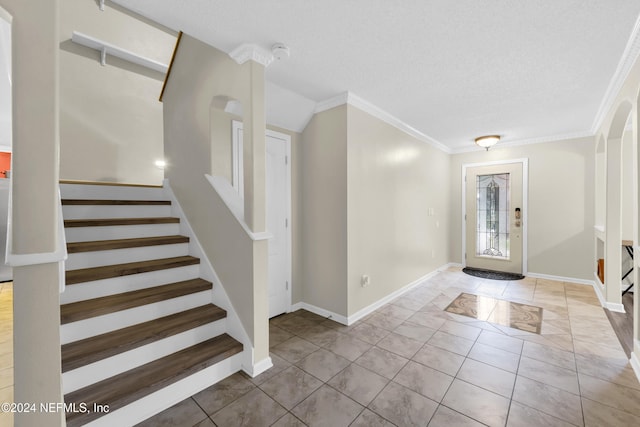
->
<box><xmin>113</xmin><ymin>0</ymin><xmax>640</xmax><ymax>151</ymax></box>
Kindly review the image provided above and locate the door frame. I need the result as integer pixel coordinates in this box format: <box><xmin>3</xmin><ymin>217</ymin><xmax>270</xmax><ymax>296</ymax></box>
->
<box><xmin>462</xmin><ymin>158</ymin><xmax>529</xmax><ymax>274</ymax></box>
<box><xmin>232</xmin><ymin>120</ymin><xmax>292</xmax><ymax>314</ymax></box>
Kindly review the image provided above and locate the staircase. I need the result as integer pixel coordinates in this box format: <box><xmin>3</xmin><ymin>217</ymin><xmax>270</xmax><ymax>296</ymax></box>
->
<box><xmin>59</xmin><ymin>182</ymin><xmax>244</xmax><ymax>426</ymax></box>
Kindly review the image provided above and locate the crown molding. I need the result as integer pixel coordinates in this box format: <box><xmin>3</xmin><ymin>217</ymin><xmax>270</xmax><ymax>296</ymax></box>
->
<box><xmin>229</xmin><ymin>43</ymin><xmax>273</xmax><ymax>67</ymax></box>
<box><xmin>450</xmin><ymin>130</ymin><xmax>595</xmax><ymax>154</ymax></box>
<box><xmin>315</xmin><ymin>91</ymin><xmax>452</xmax><ymax>154</ymax></box>
<box><xmin>591</xmin><ymin>13</ymin><xmax>640</xmax><ymax>133</ymax></box>
<box><xmin>314</xmin><ymin>92</ymin><xmax>349</xmax><ymax>114</ymax></box>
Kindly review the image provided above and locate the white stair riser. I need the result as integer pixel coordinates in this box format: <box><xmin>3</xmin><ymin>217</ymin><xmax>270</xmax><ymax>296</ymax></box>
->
<box><xmin>83</xmin><ymin>352</ymin><xmax>243</xmax><ymax>427</ymax></box>
<box><xmin>65</xmin><ymin>223</ymin><xmax>181</xmax><ymax>243</ymax></box>
<box><xmin>62</xmin><ymin>205</ymin><xmax>172</xmax><ymax>220</ymax></box>
<box><xmin>61</xmin><ymin>265</ymin><xmax>200</xmax><ymax>304</ymax></box>
<box><xmin>60</xmin><ymin>184</ymin><xmax>166</xmax><ymax>201</ymax></box>
<box><xmin>63</xmin><ymin>319</ymin><xmax>227</xmax><ymax>394</ymax></box>
<box><xmin>66</xmin><ymin>243</ymin><xmax>190</xmax><ymax>270</ymax></box>
<box><xmin>61</xmin><ymin>290</ymin><xmax>212</xmax><ymax>344</ymax></box>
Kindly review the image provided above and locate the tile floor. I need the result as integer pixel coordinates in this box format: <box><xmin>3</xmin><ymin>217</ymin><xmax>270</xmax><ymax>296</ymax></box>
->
<box><xmin>0</xmin><ymin>282</ymin><xmax>13</xmax><ymax>427</ymax></box>
<box><xmin>1</xmin><ymin>270</ymin><xmax>640</xmax><ymax>426</ymax></box>
<box><xmin>138</xmin><ymin>267</ymin><xmax>640</xmax><ymax>426</ymax></box>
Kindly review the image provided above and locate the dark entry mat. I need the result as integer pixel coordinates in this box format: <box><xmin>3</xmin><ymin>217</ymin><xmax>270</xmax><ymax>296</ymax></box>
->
<box><xmin>462</xmin><ymin>267</ymin><xmax>524</xmax><ymax>281</ymax></box>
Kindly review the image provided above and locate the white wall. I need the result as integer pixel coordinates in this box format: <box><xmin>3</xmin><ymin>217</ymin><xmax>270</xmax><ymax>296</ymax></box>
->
<box><xmin>450</xmin><ymin>137</ymin><xmax>595</xmax><ymax>281</ymax></box>
<box><xmin>301</xmin><ymin>105</ymin><xmax>349</xmax><ymax>316</ymax></box>
<box><xmin>347</xmin><ymin>105</ymin><xmax>450</xmax><ymax>315</ymax></box>
<box><xmin>59</xmin><ymin>0</ymin><xmax>176</xmax><ymax>184</ymax></box>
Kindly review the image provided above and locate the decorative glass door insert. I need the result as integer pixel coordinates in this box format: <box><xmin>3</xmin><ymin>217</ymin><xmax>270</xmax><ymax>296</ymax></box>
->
<box><xmin>476</xmin><ymin>173</ymin><xmax>510</xmax><ymax>259</ymax></box>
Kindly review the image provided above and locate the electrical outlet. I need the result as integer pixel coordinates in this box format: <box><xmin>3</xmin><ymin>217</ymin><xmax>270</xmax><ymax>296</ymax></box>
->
<box><xmin>361</xmin><ymin>275</ymin><xmax>370</xmax><ymax>287</ymax></box>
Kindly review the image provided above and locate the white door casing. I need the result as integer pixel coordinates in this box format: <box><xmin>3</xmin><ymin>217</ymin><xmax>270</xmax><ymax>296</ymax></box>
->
<box><xmin>232</xmin><ymin>121</ymin><xmax>291</xmax><ymax>317</ymax></box>
<box><xmin>462</xmin><ymin>159</ymin><xmax>528</xmax><ymax>275</ymax></box>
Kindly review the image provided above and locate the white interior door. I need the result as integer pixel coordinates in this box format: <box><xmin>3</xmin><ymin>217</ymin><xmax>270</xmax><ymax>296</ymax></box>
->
<box><xmin>464</xmin><ymin>162</ymin><xmax>525</xmax><ymax>274</ymax></box>
<box><xmin>265</xmin><ymin>133</ymin><xmax>289</xmax><ymax>317</ymax></box>
<box><xmin>232</xmin><ymin>122</ymin><xmax>291</xmax><ymax>317</ymax></box>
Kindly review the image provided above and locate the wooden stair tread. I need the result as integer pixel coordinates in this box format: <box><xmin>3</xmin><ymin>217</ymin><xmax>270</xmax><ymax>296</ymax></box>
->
<box><xmin>67</xmin><ymin>235</ymin><xmax>190</xmax><ymax>253</ymax></box>
<box><xmin>62</xmin><ymin>199</ymin><xmax>171</xmax><ymax>205</ymax></box>
<box><xmin>65</xmin><ymin>334</ymin><xmax>242</xmax><ymax>426</ymax></box>
<box><xmin>64</xmin><ymin>217</ymin><xmax>180</xmax><ymax>227</ymax></box>
<box><xmin>60</xmin><ymin>180</ymin><xmax>163</xmax><ymax>188</ymax></box>
<box><xmin>62</xmin><ymin>305</ymin><xmax>226</xmax><ymax>372</ymax></box>
<box><xmin>65</xmin><ymin>256</ymin><xmax>200</xmax><ymax>285</ymax></box>
<box><xmin>61</xmin><ymin>278</ymin><xmax>212</xmax><ymax>324</ymax></box>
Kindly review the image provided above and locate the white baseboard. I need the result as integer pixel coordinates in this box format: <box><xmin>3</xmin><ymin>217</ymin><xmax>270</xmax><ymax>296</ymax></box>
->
<box><xmin>291</xmin><ymin>264</ymin><xmax>447</xmax><ymax>326</ymax></box>
<box><xmin>526</xmin><ymin>271</ymin><xmax>594</xmax><ymax>286</ymax></box>
<box><xmin>243</xmin><ymin>356</ymin><xmax>273</xmax><ymax>378</ymax></box>
<box><xmin>445</xmin><ymin>263</ymin><xmax>463</xmax><ymax>268</ymax></box>
<box><xmin>631</xmin><ymin>349</ymin><xmax>640</xmax><ymax>383</ymax></box>
<box><xmin>591</xmin><ymin>273</ymin><xmax>626</xmax><ymax>313</ymax></box>
<box><xmin>347</xmin><ymin>268</ymin><xmax>443</xmax><ymax>325</ymax></box>
<box><xmin>290</xmin><ymin>302</ymin><xmax>348</xmax><ymax>325</ymax></box>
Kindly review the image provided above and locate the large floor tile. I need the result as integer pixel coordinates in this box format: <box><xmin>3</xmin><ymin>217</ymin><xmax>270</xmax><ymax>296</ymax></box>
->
<box><xmin>456</xmin><ymin>358</ymin><xmax>516</xmax><ymax>398</ymax></box>
<box><xmin>271</xmin><ymin>336</ymin><xmax>320</xmax><ymax>363</ymax></box>
<box><xmin>393</xmin><ymin>321</ymin><xmax>437</xmax><ymax>342</ymax></box>
<box><xmin>369</xmin><ymin>381</ymin><xmax>438</xmax><ymax>427</ymax></box>
<box><xmin>412</xmin><ymin>343</ymin><xmax>465</xmax><ymax>376</ymax></box>
<box><xmin>351</xmin><ymin>409</ymin><xmax>395</xmax><ymax>427</ymax></box>
<box><xmin>376</xmin><ymin>332</ymin><xmax>423</xmax><ymax>358</ymax></box>
<box><xmin>271</xmin><ymin>412</ymin><xmax>307</xmax><ymax>427</ymax></box>
<box><xmin>291</xmin><ymin>384</ymin><xmax>363</xmax><ymax>426</ymax></box>
<box><xmin>476</xmin><ymin>330</ymin><xmax>523</xmax><ymax>354</ymax></box>
<box><xmin>441</xmin><ymin>379</ymin><xmax>510</xmax><ymax>427</ymax></box>
<box><xmin>323</xmin><ymin>334</ymin><xmax>372</xmax><ymax>361</ymax></box>
<box><xmin>327</xmin><ymin>363</ymin><xmax>388</xmax><ymax>406</ymax></box>
<box><xmin>467</xmin><ymin>341</ymin><xmax>520</xmax><ymax>373</ymax></box>
<box><xmin>428</xmin><ymin>405</ymin><xmax>485</xmax><ymax>426</ymax></box>
<box><xmin>521</xmin><ymin>341</ymin><xmax>576</xmax><ymax>371</ymax></box>
<box><xmin>295</xmin><ymin>348</ymin><xmax>350</xmax><ymax>382</ymax></box>
<box><xmin>134</xmin><ymin>398</ymin><xmax>208</xmax><ymax>427</ymax></box>
<box><xmin>582</xmin><ymin>396</ymin><xmax>640</xmax><ymax>427</ymax></box>
<box><xmin>259</xmin><ymin>366</ymin><xmax>323</xmax><ymax>410</ymax></box>
<box><xmin>428</xmin><ymin>331</ymin><xmax>475</xmax><ymax>356</ymax></box>
<box><xmin>512</xmin><ymin>376</ymin><xmax>583</xmax><ymax>426</ymax></box>
<box><xmin>578</xmin><ymin>373</ymin><xmax>640</xmax><ymax>417</ymax></box>
<box><xmin>354</xmin><ymin>346</ymin><xmax>408</xmax><ymax>379</ymax></box>
<box><xmin>517</xmin><ymin>356</ymin><xmax>579</xmax><ymax>395</ymax></box>
<box><xmin>210</xmin><ymin>388</ymin><xmax>287</xmax><ymax>427</ymax></box>
<box><xmin>192</xmin><ymin>372</ymin><xmax>256</xmax><ymax>415</ymax></box>
<box><xmin>506</xmin><ymin>401</ymin><xmax>574</xmax><ymax>427</ymax></box>
<box><xmin>393</xmin><ymin>360</ymin><xmax>453</xmax><ymax>402</ymax></box>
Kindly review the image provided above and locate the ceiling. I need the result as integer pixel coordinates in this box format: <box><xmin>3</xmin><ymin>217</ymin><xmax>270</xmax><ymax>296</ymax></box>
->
<box><xmin>113</xmin><ymin>0</ymin><xmax>640</xmax><ymax>152</ymax></box>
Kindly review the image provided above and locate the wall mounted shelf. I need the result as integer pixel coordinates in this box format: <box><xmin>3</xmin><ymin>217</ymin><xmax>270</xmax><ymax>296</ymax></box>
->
<box><xmin>71</xmin><ymin>31</ymin><xmax>168</xmax><ymax>74</ymax></box>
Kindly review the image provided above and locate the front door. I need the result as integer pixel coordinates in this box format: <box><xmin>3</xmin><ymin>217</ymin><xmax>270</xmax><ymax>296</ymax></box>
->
<box><xmin>465</xmin><ymin>162</ymin><xmax>524</xmax><ymax>274</ymax></box>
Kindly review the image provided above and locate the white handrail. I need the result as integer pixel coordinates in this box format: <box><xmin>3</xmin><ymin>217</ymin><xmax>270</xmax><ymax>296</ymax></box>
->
<box><xmin>205</xmin><ymin>175</ymin><xmax>272</xmax><ymax>241</ymax></box>
<box><xmin>5</xmin><ymin>186</ymin><xmax>67</xmax><ymax>292</ymax></box>
<box><xmin>71</xmin><ymin>31</ymin><xmax>168</xmax><ymax>74</ymax></box>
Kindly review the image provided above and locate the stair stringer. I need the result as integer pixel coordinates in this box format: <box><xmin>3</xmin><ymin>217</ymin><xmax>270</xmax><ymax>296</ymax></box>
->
<box><xmin>162</xmin><ymin>179</ymin><xmax>273</xmax><ymax>378</ymax></box>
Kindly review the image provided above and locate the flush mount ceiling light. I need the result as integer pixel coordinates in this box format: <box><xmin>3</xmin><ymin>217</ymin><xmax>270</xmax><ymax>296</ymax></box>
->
<box><xmin>475</xmin><ymin>135</ymin><xmax>500</xmax><ymax>151</ymax></box>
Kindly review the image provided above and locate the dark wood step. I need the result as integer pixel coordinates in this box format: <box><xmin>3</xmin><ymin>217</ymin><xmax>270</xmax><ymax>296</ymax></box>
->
<box><xmin>65</xmin><ymin>334</ymin><xmax>242</xmax><ymax>427</ymax></box>
<box><xmin>62</xmin><ymin>305</ymin><xmax>227</xmax><ymax>372</ymax></box>
<box><xmin>67</xmin><ymin>235</ymin><xmax>190</xmax><ymax>253</ymax></box>
<box><xmin>62</xmin><ymin>199</ymin><xmax>171</xmax><ymax>206</ymax></box>
<box><xmin>60</xmin><ymin>180</ymin><xmax>163</xmax><ymax>188</ymax></box>
<box><xmin>65</xmin><ymin>256</ymin><xmax>199</xmax><ymax>285</ymax></box>
<box><xmin>61</xmin><ymin>278</ymin><xmax>212</xmax><ymax>324</ymax></box>
<box><xmin>64</xmin><ymin>217</ymin><xmax>180</xmax><ymax>228</ymax></box>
